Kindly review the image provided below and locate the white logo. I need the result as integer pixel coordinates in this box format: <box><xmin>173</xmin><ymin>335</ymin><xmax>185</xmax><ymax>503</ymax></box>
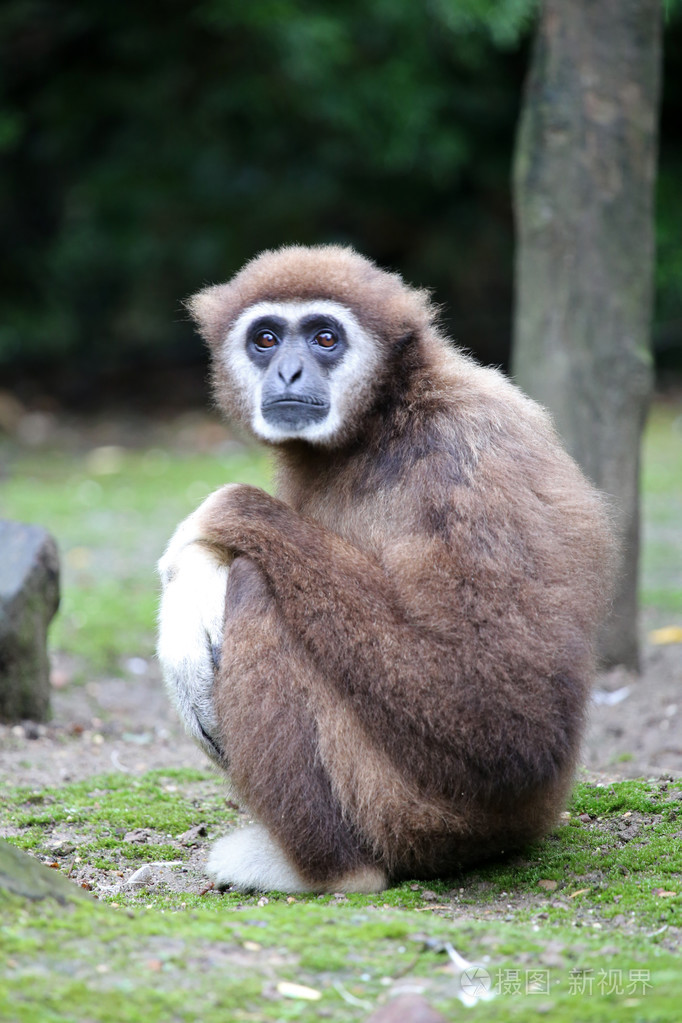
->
<box><xmin>460</xmin><ymin>966</ymin><xmax>492</xmax><ymax>998</ymax></box>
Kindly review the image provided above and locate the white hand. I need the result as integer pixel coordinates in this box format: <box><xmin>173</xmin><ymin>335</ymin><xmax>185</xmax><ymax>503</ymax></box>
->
<box><xmin>157</xmin><ymin>501</ymin><xmax>230</xmax><ymax>763</ymax></box>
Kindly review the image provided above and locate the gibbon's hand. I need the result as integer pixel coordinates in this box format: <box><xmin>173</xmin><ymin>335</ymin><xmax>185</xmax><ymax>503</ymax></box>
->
<box><xmin>157</xmin><ymin>491</ymin><xmax>238</xmax><ymax>764</ymax></box>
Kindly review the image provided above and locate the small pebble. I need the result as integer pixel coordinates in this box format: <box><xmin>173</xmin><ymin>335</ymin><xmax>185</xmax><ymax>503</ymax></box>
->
<box><xmin>126</xmin><ymin>864</ymin><xmax>153</xmax><ymax>887</ymax></box>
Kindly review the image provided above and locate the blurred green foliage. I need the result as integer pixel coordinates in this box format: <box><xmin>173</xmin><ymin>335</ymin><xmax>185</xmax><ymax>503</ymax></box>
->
<box><xmin>0</xmin><ymin>0</ymin><xmax>680</xmax><ymax>390</ymax></box>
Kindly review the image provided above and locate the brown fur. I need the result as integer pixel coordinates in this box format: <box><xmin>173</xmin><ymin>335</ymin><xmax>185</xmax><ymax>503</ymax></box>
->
<box><xmin>189</xmin><ymin>244</ymin><xmax>615</xmax><ymax>885</ymax></box>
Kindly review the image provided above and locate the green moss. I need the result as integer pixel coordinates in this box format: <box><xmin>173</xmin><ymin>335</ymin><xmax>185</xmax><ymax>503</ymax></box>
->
<box><xmin>2</xmin><ymin>774</ymin><xmax>682</xmax><ymax>1023</ymax></box>
<box><xmin>1</xmin><ymin>893</ymin><xmax>681</xmax><ymax>1022</ymax></box>
<box><xmin>3</xmin><ymin>769</ymin><xmax>237</xmax><ymax>872</ymax></box>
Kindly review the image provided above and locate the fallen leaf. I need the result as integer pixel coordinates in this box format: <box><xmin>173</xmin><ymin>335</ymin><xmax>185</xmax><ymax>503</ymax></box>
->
<box><xmin>649</xmin><ymin>626</ymin><xmax>682</xmax><ymax>645</ymax></box>
<box><xmin>569</xmin><ymin>889</ymin><xmax>590</xmax><ymax>898</ymax></box>
<box><xmin>653</xmin><ymin>889</ymin><xmax>677</xmax><ymax>898</ymax></box>
<box><xmin>538</xmin><ymin>880</ymin><xmax>558</xmax><ymax>891</ymax></box>
<box><xmin>276</xmin><ymin>981</ymin><xmax>322</xmax><ymax>1001</ymax></box>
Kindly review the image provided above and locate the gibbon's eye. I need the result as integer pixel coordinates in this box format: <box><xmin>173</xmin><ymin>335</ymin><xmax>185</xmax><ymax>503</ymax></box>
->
<box><xmin>254</xmin><ymin>330</ymin><xmax>278</xmax><ymax>350</ymax></box>
<box><xmin>313</xmin><ymin>329</ymin><xmax>337</xmax><ymax>349</ymax></box>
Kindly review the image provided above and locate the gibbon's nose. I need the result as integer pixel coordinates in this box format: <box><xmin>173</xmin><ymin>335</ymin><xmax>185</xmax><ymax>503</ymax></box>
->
<box><xmin>276</xmin><ymin>353</ymin><xmax>304</xmax><ymax>386</ymax></box>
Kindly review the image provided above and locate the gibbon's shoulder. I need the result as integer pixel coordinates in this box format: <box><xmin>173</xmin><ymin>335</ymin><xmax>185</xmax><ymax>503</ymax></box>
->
<box><xmin>418</xmin><ymin>337</ymin><xmax>561</xmax><ymax>453</ymax></box>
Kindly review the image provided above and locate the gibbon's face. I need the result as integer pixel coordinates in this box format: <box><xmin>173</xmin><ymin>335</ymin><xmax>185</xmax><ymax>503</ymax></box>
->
<box><xmin>221</xmin><ymin>300</ymin><xmax>382</xmax><ymax>445</ymax></box>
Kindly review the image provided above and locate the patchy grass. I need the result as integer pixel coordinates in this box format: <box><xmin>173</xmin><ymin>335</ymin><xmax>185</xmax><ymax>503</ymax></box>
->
<box><xmin>2</xmin><ymin>775</ymin><xmax>682</xmax><ymax>1021</ymax></box>
<box><xmin>2</xmin><ymin>769</ymin><xmax>235</xmax><ymax>869</ymax></box>
<box><xmin>0</xmin><ymin>440</ymin><xmax>271</xmax><ymax>673</ymax></box>
<box><xmin>641</xmin><ymin>401</ymin><xmax>682</xmax><ymax>621</ymax></box>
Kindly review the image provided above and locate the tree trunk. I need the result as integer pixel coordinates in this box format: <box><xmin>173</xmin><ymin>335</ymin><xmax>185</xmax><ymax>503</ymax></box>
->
<box><xmin>512</xmin><ymin>0</ymin><xmax>662</xmax><ymax>669</ymax></box>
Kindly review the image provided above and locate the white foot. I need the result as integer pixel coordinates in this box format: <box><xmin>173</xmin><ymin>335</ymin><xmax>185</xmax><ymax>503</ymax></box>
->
<box><xmin>206</xmin><ymin>824</ymin><xmax>311</xmax><ymax>893</ymax></box>
<box><xmin>206</xmin><ymin>824</ymin><xmax>389</xmax><ymax>894</ymax></box>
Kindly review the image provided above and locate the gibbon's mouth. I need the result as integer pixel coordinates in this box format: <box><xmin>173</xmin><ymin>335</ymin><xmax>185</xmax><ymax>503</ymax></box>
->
<box><xmin>261</xmin><ymin>395</ymin><xmax>328</xmax><ymax>410</ymax></box>
<box><xmin>261</xmin><ymin>396</ymin><xmax>330</xmax><ymax>428</ymax></box>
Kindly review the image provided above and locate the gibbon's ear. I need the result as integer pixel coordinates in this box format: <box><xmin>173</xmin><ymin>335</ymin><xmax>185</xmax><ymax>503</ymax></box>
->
<box><xmin>184</xmin><ymin>283</ymin><xmax>232</xmax><ymax>349</ymax></box>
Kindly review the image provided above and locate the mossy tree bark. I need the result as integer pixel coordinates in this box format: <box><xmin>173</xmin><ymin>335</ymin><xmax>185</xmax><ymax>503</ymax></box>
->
<box><xmin>512</xmin><ymin>0</ymin><xmax>662</xmax><ymax>669</ymax></box>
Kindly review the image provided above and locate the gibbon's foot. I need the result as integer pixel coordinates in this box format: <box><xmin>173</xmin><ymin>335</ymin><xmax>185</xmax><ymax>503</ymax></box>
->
<box><xmin>157</xmin><ymin>495</ymin><xmax>231</xmax><ymax>764</ymax></box>
<box><xmin>206</xmin><ymin>824</ymin><xmax>389</xmax><ymax>894</ymax></box>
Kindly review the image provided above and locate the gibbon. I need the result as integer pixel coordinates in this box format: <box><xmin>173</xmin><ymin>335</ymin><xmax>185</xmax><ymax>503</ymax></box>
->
<box><xmin>157</xmin><ymin>244</ymin><xmax>614</xmax><ymax>894</ymax></box>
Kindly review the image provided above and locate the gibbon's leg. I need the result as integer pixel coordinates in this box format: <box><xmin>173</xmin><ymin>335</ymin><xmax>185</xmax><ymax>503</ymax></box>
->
<box><xmin>206</xmin><ymin>556</ymin><xmax>387</xmax><ymax>894</ymax></box>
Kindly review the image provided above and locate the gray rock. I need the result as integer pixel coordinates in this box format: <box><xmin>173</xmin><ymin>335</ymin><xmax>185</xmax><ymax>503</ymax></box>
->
<box><xmin>0</xmin><ymin>520</ymin><xmax>60</xmax><ymax>723</ymax></box>
<box><xmin>0</xmin><ymin>839</ymin><xmax>91</xmax><ymax>904</ymax></box>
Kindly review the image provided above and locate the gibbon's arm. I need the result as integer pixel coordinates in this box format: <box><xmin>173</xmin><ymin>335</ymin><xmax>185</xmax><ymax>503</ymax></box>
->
<box><xmin>200</xmin><ymin>484</ymin><xmax>438</xmax><ymax>704</ymax></box>
<box><xmin>199</xmin><ymin>484</ymin><xmax>574</xmax><ymax>792</ymax></box>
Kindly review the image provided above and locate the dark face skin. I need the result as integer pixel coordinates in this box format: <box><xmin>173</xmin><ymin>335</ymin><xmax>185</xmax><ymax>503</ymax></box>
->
<box><xmin>246</xmin><ymin>313</ymin><xmax>348</xmax><ymax>432</ymax></box>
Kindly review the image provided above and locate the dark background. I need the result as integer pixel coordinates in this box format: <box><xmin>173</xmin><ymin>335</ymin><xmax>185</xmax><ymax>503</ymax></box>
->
<box><xmin>1</xmin><ymin>0</ymin><xmax>680</xmax><ymax>411</ymax></box>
